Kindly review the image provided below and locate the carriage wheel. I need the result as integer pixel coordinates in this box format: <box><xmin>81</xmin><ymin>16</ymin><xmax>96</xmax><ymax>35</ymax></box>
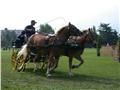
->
<box><xmin>11</xmin><ymin>52</ymin><xmax>17</xmax><ymax>70</ymax></box>
<box><xmin>11</xmin><ymin>51</ymin><xmax>25</xmax><ymax>71</ymax></box>
<box><xmin>16</xmin><ymin>55</ymin><xmax>25</xmax><ymax>72</ymax></box>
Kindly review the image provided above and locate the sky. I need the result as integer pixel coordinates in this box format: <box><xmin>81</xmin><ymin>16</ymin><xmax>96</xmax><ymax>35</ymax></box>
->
<box><xmin>0</xmin><ymin>0</ymin><xmax>119</xmax><ymax>33</ymax></box>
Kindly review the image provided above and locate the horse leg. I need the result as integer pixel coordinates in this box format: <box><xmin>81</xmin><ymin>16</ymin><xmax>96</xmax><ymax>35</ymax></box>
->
<box><xmin>33</xmin><ymin>63</ymin><xmax>38</xmax><ymax>72</ymax></box>
<box><xmin>50</xmin><ymin>56</ymin><xmax>59</xmax><ymax>71</ymax></box>
<box><xmin>33</xmin><ymin>55</ymin><xmax>39</xmax><ymax>72</ymax></box>
<box><xmin>17</xmin><ymin>54</ymin><xmax>28</xmax><ymax>72</ymax></box>
<box><xmin>21</xmin><ymin>55</ymin><xmax>29</xmax><ymax>71</ymax></box>
<box><xmin>42</xmin><ymin>60</ymin><xmax>48</xmax><ymax>70</ymax></box>
<box><xmin>46</xmin><ymin>56</ymin><xmax>54</xmax><ymax>77</ymax></box>
<box><xmin>21</xmin><ymin>63</ymin><xmax>26</xmax><ymax>71</ymax></box>
<box><xmin>20</xmin><ymin>53</ymin><xmax>31</xmax><ymax>72</ymax></box>
<box><xmin>54</xmin><ymin>57</ymin><xmax>60</xmax><ymax>69</ymax></box>
<box><xmin>72</xmin><ymin>55</ymin><xmax>84</xmax><ymax>69</ymax></box>
<box><xmin>41</xmin><ymin>56</ymin><xmax>48</xmax><ymax>70</ymax></box>
<box><xmin>41</xmin><ymin>62</ymin><xmax>45</xmax><ymax>70</ymax></box>
<box><xmin>68</xmin><ymin>57</ymin><xmax>73</xmax><ymax>77</ymax></box>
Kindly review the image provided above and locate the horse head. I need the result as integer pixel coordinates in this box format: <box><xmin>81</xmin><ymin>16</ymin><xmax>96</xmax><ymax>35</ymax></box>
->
<box><xmin>83</xmin><ymin>28</ymin><xmax>97</xmax><ymax>47</ymax></box>
<box><xmin>68</xmin><ymin>22</ymin><xmax>82</xmax><ymax>36</ymax></box>
<box><xmin>57</xmin><ymin>22</ymin><xmax>81</xmax><ymax>36</ymax></box>
<box><xmin>54</xmin><ymin>23</ymin><xmax>82</xmax><ymax>45</ymax></box>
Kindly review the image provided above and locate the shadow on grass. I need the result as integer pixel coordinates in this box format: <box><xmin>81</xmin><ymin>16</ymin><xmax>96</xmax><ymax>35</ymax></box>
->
<box><xmin>23</xmin><ymin>68</ymin><xmax>120</xmax><ymax>86</ymax></box>
<box><xmin>53</xmin><ymin>71</ymin><xmax>120</xmax><ymax>86</ymax></box>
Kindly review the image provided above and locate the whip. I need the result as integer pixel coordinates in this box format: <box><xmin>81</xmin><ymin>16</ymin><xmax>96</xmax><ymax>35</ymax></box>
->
<box><xmin>35</xmin><ymin>17</ymin><xmax>67</xmax><ymax>29</ymax></box>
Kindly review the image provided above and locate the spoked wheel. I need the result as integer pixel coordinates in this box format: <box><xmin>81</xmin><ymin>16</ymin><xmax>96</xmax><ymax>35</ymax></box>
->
<box><xmin>16</xmin><ymin>55</ymin><xmax>25</xmax><ymax>72</ymax></box>
<box><xmin>11</xmin><ymin>51</ymin><xmax>17</xmax><ymax>70</ymax></box>
<box><xmin>11</xmin><ymin>49</ymin><xmax>25</xmax><ymax>72</ymax></box>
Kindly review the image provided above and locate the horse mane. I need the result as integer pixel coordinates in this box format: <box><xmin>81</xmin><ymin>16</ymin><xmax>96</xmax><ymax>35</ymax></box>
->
<box><xmin>81</xmin><ymin>30</ymin><xmax>88</xmax><ymax>34</ymax></box>
<box><xmin>57</xmin><ymin>26</ymin><xmax>67</xmax><ymax>35</ymax></box>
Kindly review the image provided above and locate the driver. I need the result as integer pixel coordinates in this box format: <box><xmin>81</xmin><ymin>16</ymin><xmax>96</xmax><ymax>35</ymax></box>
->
<box><xmin>24</xmin><ymin>20</ymin><xmax>37</xmax><ymax>40</ymax></box>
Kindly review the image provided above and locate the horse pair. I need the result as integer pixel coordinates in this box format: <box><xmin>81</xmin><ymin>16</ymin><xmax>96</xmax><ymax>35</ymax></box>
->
<box><xmin>12</xmin><ymin>23</ymin><xmax>96</xmax><ymax>77</ymax></box>
<box><xmin>46</xmin><ymin>28</ymin><xmax>96</xmax><ymax>77</ymax></box>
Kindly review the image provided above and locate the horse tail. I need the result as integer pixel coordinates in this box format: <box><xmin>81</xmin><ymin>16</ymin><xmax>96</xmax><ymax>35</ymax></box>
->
<box><xmin>17</xmin><ymin>44</ymin><xmax>28</xmax><ymax>60</ymax></box>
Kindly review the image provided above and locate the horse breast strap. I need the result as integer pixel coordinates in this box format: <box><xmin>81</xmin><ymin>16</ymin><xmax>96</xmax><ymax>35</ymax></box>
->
<box><xmin>45</xmin><ymin>34</ymin><xmax>56</xmax><ymax>39</ymax></box>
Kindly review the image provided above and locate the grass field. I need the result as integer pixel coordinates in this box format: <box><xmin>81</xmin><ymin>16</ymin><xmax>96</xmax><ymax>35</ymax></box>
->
<box><xmin>1</xmin><ymin>49</ymin><xmax>120</xmax><ymax>90</ymax></box>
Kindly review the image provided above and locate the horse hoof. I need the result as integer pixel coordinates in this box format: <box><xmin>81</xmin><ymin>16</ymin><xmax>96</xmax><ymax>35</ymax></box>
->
<box><xmin>17</xmin><ymin>66</ymin><xmax>24</xmax><ymax>72</ymax></box>
<box><xmin>17</xmin><ymin>69</ymin><xmax>21</xmax><ymax>72</ymax></box>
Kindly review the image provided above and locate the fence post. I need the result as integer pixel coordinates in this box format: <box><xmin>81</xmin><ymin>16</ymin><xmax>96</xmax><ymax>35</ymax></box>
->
<box><xmin>97</xmin><ymin>35</ymin><xmax>101</xmax><ymax>56</ymax></box>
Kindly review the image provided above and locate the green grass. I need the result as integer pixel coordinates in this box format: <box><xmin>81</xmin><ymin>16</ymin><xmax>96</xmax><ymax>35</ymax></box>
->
<box><xmin>1</xmin><ymin>49</ymin><xmax>120</xmax><ymax>90</ymax></box>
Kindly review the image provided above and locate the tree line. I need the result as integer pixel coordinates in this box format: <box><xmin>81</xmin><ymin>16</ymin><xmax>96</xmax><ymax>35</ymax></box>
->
<box><xmin>1</xmin><ymin>23</ymin><xmax>119</xmax><ymax>49</ymax></box>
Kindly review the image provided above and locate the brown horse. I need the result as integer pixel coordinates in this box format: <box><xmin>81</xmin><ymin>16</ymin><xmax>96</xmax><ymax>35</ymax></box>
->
<box><xmin>46</xmin><ymin>28</ymin><xmax>96</xmax><ymax>77</ymax></box>
<box><xmin>66</xmin><ymin>28</ymin><xmax>96</xmax><ymax>76</ymax></box>
<box><xmin>15</xmin><ymin>22</ymin><xmax>82</xmax><ymax>72</ymax></box>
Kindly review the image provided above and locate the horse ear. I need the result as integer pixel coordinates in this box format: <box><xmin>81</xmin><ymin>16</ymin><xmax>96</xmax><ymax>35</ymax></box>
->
<box><xmin>68</xmin><ymin>22</ymin><xmax>71</xmax><ymax>29</ymax></box>
<box><xmin>68</xmin><ymin>22</ymin><xmax>71</xmax><ymax>26</ymax></box>
<box><xmin>88</xmin><ymin>28</ymin><xmax>91</xmax><ymax>31</ymax></box>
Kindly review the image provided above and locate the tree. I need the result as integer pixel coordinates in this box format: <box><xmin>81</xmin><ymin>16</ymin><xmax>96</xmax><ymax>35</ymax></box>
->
<box><xmin>98</xmin><ymin>23</ymin><xmax>118</xmax><ymax>45</ymax></box>
<box><xmin>1</xmin><ymin>28</ymin><xmax>17</xmax><ymax>48</ymax></box>
<box><xmin>1</xmin><ymin>28</ymin><xmax>9</xmax><ymax>48</ymax></box>
<box><xmin>92</xmin><ymin>26</ymin><xmax>98</xmax><ymax>40</ymax></box>
<box><xmin>91</xmin><ymin>26</ymin><xmax>101</xmax><ymax>56</ymax></box>
<box><xmin>39</xmin><ymin>24</ymin><xmax>54</xmax><ymax>34</ymax></box>
<box><xmin>117</xmin><ymin>35</ymin><xmax>120</xmax><ymax>62</ymax></box>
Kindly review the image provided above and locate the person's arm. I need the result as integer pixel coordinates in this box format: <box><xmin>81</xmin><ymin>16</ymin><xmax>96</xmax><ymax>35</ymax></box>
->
<box><xmin>24</xmin><ymin>26</ymin><xmax>27</xmax><ymax>32</ymax></box>
<box><xmin>32</xmin><ymin>27</ymin><xmax>36</xmax><ymax>34</ymax></box>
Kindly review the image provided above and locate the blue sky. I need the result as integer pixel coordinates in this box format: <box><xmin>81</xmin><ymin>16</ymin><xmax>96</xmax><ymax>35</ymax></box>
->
<box><xmin>0</xmin><ymin>0</ymin><xmax>119</xmax><ymax>33</ymax></box>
